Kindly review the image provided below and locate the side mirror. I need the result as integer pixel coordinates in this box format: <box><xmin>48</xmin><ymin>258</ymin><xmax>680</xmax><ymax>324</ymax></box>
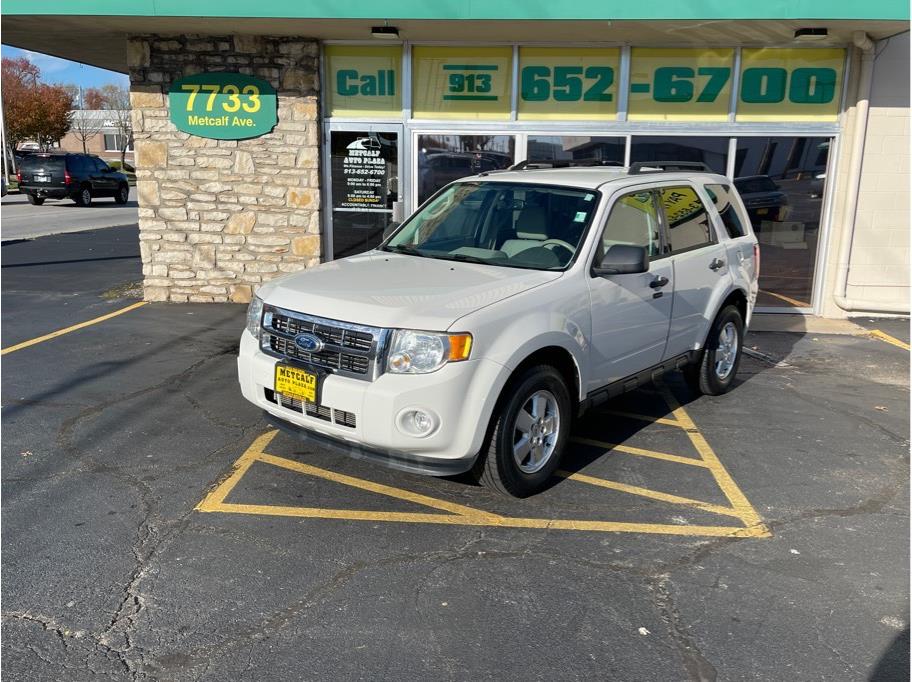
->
<box><xmin>592</xmin><ymin>244</ymin><xmax>649</xmax><ymax>277</ymax></box>
<box><xmin>382</xmin><ymin>221</ymin><xmax>401</xmax><ymax>240</ymax></box>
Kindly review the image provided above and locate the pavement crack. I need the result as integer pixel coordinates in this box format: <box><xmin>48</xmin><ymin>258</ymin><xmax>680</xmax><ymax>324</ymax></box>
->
<box><xmin>648</xmin><ymin>575</ymin><xmax>718</xmax><ymax>682</ymax></box>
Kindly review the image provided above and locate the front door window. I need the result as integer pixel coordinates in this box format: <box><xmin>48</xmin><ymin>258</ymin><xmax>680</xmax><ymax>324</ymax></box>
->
<box><xmin>329</xmin><ymin>130</ymin><xmax>399</xmax><ymax>260</ymax></box>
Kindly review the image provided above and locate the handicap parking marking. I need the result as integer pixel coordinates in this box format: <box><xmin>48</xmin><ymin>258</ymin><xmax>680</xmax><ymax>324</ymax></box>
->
<box><xmin>196</xmin><ymin>386</ymin><xmax>771</xmax><ymax>539</ymax></box>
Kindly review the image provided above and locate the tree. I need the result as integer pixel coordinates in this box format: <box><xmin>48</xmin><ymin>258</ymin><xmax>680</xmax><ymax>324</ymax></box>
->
<box><xmin>69</xmin><ymin>110</ymin><xmax>104</xmax><ymax>153</ymax></box>
<box><xmin>84</xmin><ymin>88</ymin><xmax>105</xmax><ymax>110</ymax></box>
<box><xmin>2</xmin><ymin>57</ymin><xmax>73</xmax><ymax>151</ymax></box>
<box><xmin>99</xmin><ymin>84</ymin><xmax>132</xmax><ymax>167</ymax></box>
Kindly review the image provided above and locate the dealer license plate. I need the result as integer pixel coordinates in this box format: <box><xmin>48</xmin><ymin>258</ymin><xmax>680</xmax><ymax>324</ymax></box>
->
<box><xmin>274</xmin><ymin>364</ymin><xmax>317</xmax><ymax>403</ymax></box>
<box><xmin>33</xmin><ymin>175</ymin><xmax>50</xmax><ymax>182</ymax></box>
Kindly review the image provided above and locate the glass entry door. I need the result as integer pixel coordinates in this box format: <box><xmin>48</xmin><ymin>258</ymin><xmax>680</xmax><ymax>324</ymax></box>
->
<box><xmin>327</xmin><ymin>125</ymin><xmax>402</xmax><ymax>260</ymax></box>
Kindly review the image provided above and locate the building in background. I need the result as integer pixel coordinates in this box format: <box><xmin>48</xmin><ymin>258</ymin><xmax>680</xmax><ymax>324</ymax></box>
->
<box><xmin>2</xmin><ymin>2</ymin><xmax>908</xmax><ymax>316</ymax></box>
<box><xmin>58</xmin><ymin>110</ymin><xmax>134</xmax><ymax>165</ymax></box>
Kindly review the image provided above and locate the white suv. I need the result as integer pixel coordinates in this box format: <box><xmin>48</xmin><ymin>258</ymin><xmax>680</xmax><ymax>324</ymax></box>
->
<box><xmin>238</xmin><ymin>162</ymin><xmax>759</xmax><ymax>497</ymax></box>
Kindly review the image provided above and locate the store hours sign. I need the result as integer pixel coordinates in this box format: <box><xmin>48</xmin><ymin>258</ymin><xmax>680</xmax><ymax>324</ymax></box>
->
<box><xmin>168</xmin><ymin>73</ymin><xmax>277</xmax><ymax>139</ymax></box>
<box><xmin>331</xmin><ymin>134</ymin><xmax>393</xmax><ymax>211</ymax></box>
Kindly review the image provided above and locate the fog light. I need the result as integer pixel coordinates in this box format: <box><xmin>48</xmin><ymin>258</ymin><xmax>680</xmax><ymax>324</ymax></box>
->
<box><xmin>396</xmin><ymin>408</ymin><xmax>438</xmax><ymax>437</ymax></box>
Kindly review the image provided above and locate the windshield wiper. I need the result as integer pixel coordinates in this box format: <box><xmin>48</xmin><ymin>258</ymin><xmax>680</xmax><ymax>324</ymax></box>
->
<box><xmin>382</xmin><ymin>244</ymin><xmax>426</xmax><ymax>257</ymax></box>
<box><xmin>438</xmin><ymin>253</ymin><xmax>495</xmax><ymax>265</ymax></box>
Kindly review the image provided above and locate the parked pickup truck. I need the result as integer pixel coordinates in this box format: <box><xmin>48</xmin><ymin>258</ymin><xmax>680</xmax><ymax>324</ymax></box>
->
<box><xmin>238</xmin><ymin>162</ymin><xmax>759</xmax><ymax>497</ymax></box>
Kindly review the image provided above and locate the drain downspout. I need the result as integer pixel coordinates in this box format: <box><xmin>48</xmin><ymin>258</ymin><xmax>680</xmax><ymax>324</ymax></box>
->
<box><xmin>833</xmin><ymin>32</ymin><xmax>909</xmax><ymax>315</ymax></box>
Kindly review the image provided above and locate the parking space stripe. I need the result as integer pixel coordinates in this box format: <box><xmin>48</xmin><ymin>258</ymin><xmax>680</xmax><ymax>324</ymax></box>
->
<box><xmin>556</xmin><ymin>470</ymin><xmax>744</xmax><ymax>518</ymax></box>
<box><xmin>571</xmin><ymin>437</ymin><xmax>711</xmax><ymax>468</ymax></box>
<box><xmin>867</xmin><ymin>329</ymin><xmax>910</xmax><ymax>351</ymax></box>
<box><xmin>598</xmin><ymin>410</ymin><xmax>682</xmax><ymax>426</ymax></box>
<box><xmin>0</xmin><ymin>301</ymin><xmax>149</xmax><ymax>355</ymax></box>
<box><xmin>256</xmin><ymin>450</ymin><xmax>503</xmax><ymax>521</ymax></box>
<box><xmin>660</xmin><ymin>386</ymin><xmax>767</xmax><ymax>529</ymax></box>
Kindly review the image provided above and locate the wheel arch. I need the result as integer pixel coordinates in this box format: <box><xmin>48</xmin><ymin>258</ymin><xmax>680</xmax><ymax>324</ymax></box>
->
<box><xmin>701</xmin><ymin>287</ymin><xmax>749</xmax><ymax>348</ymax></box>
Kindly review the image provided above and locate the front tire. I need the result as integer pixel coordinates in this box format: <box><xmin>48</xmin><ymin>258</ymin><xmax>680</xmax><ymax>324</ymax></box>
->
<box><xmin>26</xmin><ymin>194</ymin><xmax>45</xmax><ymax>206</ymax></box>
<box><xmin>473</xmin><ymin>365</ymin><xmax>572</xmax><ymax>497</ymax></box>
<box><xmin>114</xmin><ymin>184</ymin><xmax>129</xmax><ymax>204</ymax></box>
<box><xmin>684</xmin><ymin>305</ymin><xmax>745</xmax><ymax>396</ymax></box>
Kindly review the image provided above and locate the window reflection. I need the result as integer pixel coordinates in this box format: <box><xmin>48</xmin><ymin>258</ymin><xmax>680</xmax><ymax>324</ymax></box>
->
<box><xmin>527</xmin><ymin>136</ymin><xmax>624</xmax><ymax>165</ymax></box>
<box><xmin>417</xmin><ymin>135</ymin><xmax>515</xmax><ymax>204</ymax></box>
<box><xmin>630</xmin><ymin>136</ymin><xmax>729</xmax><ymax>174</ymax></box>
<box><xmin>735</xmin><ymin>137</ymin><xmax>831</xmax><ymax>307</ymax></box>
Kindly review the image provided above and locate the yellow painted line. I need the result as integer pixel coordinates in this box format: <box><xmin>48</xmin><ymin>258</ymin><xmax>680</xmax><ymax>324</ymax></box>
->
<box><xmin>0</xmin><ymin>301</ymin><xmax>149</xmax><ymax>355</ymax></box>
<box><xmin>202</xmin><ymin>502</ymin><xmax>770</xmax><ymax>538</ymax></box>
<box><xmin>556</xmin><ymin>469</ymin><xmax>743</xmax><ymax>519</ymax></box>
<box><xmin>598</xmin><ymin>409</ymin><xmax>683</xmax><ymax>427</ymax></box>
<box><xmin>255</xmin><ymin>450</ymin><xmax>503</xmax><ymax>521</ymax></box>
<box><xmin>867</xmin><ymin>329</ymin><xmax>910</xmax><ymax>351</ymax></box>
<box><xmin>571</xmin><ymin>436</ymin><xmax>710</xmax><ymax>468</ymax></box>
<box><xmin>659</xmin><ymin>386</ymin><xmax>768</xmax><ymax>531</ymax></box>
<box><xmin>759</xmin><ymin>289</ymin><xmax>810</xmax><ymax>308</ymax></box>
<box><xmin>195</xmin><ymin>430</ymin><xmax>279</xmax><ymax>511</ymax></box>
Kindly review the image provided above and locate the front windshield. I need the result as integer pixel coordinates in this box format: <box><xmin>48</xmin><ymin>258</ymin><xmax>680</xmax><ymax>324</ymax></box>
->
<box><xmin>383</xmin><ymin>181</ymin><xmax>599</xmax><ymax>270</ymax></box>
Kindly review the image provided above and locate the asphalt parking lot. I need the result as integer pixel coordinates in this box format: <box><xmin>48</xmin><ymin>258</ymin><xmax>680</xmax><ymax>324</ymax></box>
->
<box><xmin>2</xmin><ymin>226</ymin><xmax>909</xmax><ymax>681</ymax></box>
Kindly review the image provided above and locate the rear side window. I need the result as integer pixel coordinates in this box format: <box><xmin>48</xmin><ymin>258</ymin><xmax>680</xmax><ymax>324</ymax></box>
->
<box><xmin>68</xmin><ymin>156</ymin><xmax>88</xmax><ymax>173</ymax></box>
<box><xmin>658</xmin><ymin>185</ymin><xmax>714</xmax><ymax>254</ymax></box>
<box><xmin>705</xmin><ymin>184</ymin><xmax>747</xmax><ymax>239</ymax></box>
<box><xmin>597</xmin><ymin>190</ymin><xmax>662</xmax><ymax>259</ymax></box>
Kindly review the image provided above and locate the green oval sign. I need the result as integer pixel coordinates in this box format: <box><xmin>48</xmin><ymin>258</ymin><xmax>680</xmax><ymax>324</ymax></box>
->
<box><xmin>169</xmin><ymin>72</ymin><xmax>277</xmax><ymax>140</ymax></box>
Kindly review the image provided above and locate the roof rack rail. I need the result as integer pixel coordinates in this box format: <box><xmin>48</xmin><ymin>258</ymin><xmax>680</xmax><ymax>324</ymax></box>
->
<box><xmin>508</xmin><ymin>159</ymin><xmax>624</xmax><ymax>171</ymax></box>
<box><xmin>628</xmin><ymin>161</ymin><xmax>713</xmax><ymax>174</ymax></box>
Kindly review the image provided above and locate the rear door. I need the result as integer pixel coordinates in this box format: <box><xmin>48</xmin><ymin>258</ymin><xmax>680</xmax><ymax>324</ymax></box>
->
<box><xmin>587</xmin><ymin>188</ymin><xmax>673</xmax><ymax>389</ymax></box>
<box><xmin>19</xmin><ymin>154</ymin><xmax>66</xmax><ymax>190</ymax></box>
<box><xmin>658</xmin><ymin>183</ymin><xmax>731</xmax><ymax>358</ymax></box>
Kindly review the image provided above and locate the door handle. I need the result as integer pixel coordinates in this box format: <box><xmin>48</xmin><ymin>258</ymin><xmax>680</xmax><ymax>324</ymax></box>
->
<box><xmin>709</xmin><ymin>258</ymin><xmax>726</xmax><ymax>271</ymax></box>
<box><xmin>649</xmin><ymin>276</ymin><xmax>669</xmax><ymax>289</ymax></box>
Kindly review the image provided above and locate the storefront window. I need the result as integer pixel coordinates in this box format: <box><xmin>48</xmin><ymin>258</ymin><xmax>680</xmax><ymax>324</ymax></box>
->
<box><xmin>630</xmin><ymin>136</ymin><xmax>729</xmax><ymax>174</ymax></box>
<box><xmin>417</xmin><ymin>134</ymin><xmax>515</xmax><ymax>204</ymax></box>
<box><xmin>526</xmin><ymin>136</ymin><xmax>624</xmax><ymax>165</ymax></box>
<box><xmin>734</xmin><ymin>136</ymin><xmax>831</xmax><ymax>308</ymax></box>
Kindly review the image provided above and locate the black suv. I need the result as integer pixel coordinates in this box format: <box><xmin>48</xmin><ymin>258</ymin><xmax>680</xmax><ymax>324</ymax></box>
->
<box><xmin>17</xmin><ymin>153</ymin><xmax>130</xmax><ymax>207</ymax></box>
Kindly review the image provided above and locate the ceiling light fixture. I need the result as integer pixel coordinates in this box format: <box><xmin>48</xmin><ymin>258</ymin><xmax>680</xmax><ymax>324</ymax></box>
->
<box><xmin>371</xmin><ymin>24</ymin><xmax>400</xmax><ymax>39</ymax></box>
<box><xmin>794</xmin><ymin>28</ymin><xmax>829</xmax><ymax>41</ymax></box>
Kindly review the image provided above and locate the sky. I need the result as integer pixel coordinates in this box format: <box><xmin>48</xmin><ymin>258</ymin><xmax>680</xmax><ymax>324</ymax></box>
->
<box><xmin>1</xmin><ymin>45</ymin><xmax>129</xmax><ymax>89</ymax></box>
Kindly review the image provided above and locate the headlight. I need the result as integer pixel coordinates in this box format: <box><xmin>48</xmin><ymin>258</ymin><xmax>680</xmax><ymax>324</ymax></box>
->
<box><xmin>386</xmin><ymin>330</ymin><xmax>472</xmax><ymax>374</ymax></box>
<box><xmin>246</xmin><ymin>295</ymin><xmax>264</xmax><ymax>339</ymax></box>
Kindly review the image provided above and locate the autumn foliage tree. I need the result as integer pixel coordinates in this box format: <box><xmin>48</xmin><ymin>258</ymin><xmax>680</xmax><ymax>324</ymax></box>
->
<box><xmin>2</xmin><ymin>56</ymin><xmax>73</xmax><ymax>151</ymax></box>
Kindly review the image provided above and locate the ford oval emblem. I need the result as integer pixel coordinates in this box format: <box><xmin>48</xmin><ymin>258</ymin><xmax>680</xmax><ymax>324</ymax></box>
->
<box><xmin>294</xmin><ymin>333</ymin><xmax>324</xmax><ymax>353</ymax></box>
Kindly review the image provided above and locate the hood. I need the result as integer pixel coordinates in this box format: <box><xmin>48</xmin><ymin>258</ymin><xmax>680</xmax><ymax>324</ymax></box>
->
<box><xmin>258</xmin><ymin>251</ymin><xmax>562</xmax><ymax>330</ymax></box>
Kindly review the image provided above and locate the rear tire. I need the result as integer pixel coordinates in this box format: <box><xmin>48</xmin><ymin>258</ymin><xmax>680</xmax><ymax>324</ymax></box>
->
<box><xmin>114</xmin><ymin>184</ymin><xmax>129</xmax><ymax>204</ymax></box>
<box><xmin>684</xmin><ymin>305</ymin><xmax>744</xmax><ymax>396</ymax></box>
<box><xmin>473</xmin><ymin>365</ymin><xmax>572</xmax><ymax>497</ymax></box>
<box><xmin>26</xmin><ymin>194</ymin><xmax>45</xmax><ymax>206</ymax></box>
<box><xmin>74</xmin><ymin>186</ymin><xmax>92</xmax><ymax>207</ymax></box>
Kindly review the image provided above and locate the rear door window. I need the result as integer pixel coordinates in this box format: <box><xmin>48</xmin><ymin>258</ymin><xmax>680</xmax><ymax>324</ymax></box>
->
<box><xmin>19</xmin><ymin>155</ymin><xmax>65</xmax><ymax>174</ymax></box>
<box><xmin>658</xmin><ymin>185</ymin><xmax>715</xmax><ymax>254</ymax></box>
<box><xmin>705</xmin><ymin>184</ymin><xmax>748</xmax><ymax>238</ymax></box>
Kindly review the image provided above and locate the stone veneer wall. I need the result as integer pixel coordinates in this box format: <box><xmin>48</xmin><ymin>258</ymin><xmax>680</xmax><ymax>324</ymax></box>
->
<box><xmin>127</xmin><ymin>34</ymin><xmax>321</xmax><ymax>303</ymax></box>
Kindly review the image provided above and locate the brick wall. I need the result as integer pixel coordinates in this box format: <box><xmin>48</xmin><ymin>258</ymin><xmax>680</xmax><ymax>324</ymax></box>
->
<box><xmin>128</xmin><ymin>34</ymin><xmax>321</xmax><ymax>303</ymax></box>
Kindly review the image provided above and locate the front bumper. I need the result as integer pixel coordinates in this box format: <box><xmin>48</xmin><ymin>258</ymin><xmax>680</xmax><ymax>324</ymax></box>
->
<box><xmin>237</xmin><ymin>330</ymin><xmax>511</xmax><ymax>475</ymax></box>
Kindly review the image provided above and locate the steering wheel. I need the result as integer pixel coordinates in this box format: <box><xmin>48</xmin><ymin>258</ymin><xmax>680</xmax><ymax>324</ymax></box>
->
<box><xmin>541</xmin><ymin>239</ymin><xmax>576</xmax><ymax>253</ymax></box>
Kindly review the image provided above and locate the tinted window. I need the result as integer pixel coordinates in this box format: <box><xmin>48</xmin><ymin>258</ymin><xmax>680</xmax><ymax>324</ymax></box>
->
<box><xmin>705</xmin><ymin>184</ymin><xmax>747</xmax><ymax>238</ymax></box>
<box><xmin>597</xmin><ymin>191</ymin><xmax>662</xmax><ymax>259</ymax></box>
<box><xmin>659</xmin><ymin>186</ymin><xmax>714</xmax><ymax>253</ymax></box>
<box><xmin>68</xmin><ymin>156</ymin><xmax>88</xmax><ymax>173</ymax></box>
<box><xmin>19</xmin><ymin>155</ymin><xmax>64</xmax><ymax>172</ymax></box>
<box><xmin>92</xmin><ymin>157</ymin><xmax>109</xmax><ymax>172</ymax></box>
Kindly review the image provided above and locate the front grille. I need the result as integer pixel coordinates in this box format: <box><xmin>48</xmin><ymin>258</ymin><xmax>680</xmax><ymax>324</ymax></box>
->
<box><xmin>260</xmin><ymin>305</ymin><xmax>385</xmax><ymax>380</ymax></box>
<box><xmin>264</xmin><ymin>388</ymin><xmax>356</xmax><ymax>428</ymax></box>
